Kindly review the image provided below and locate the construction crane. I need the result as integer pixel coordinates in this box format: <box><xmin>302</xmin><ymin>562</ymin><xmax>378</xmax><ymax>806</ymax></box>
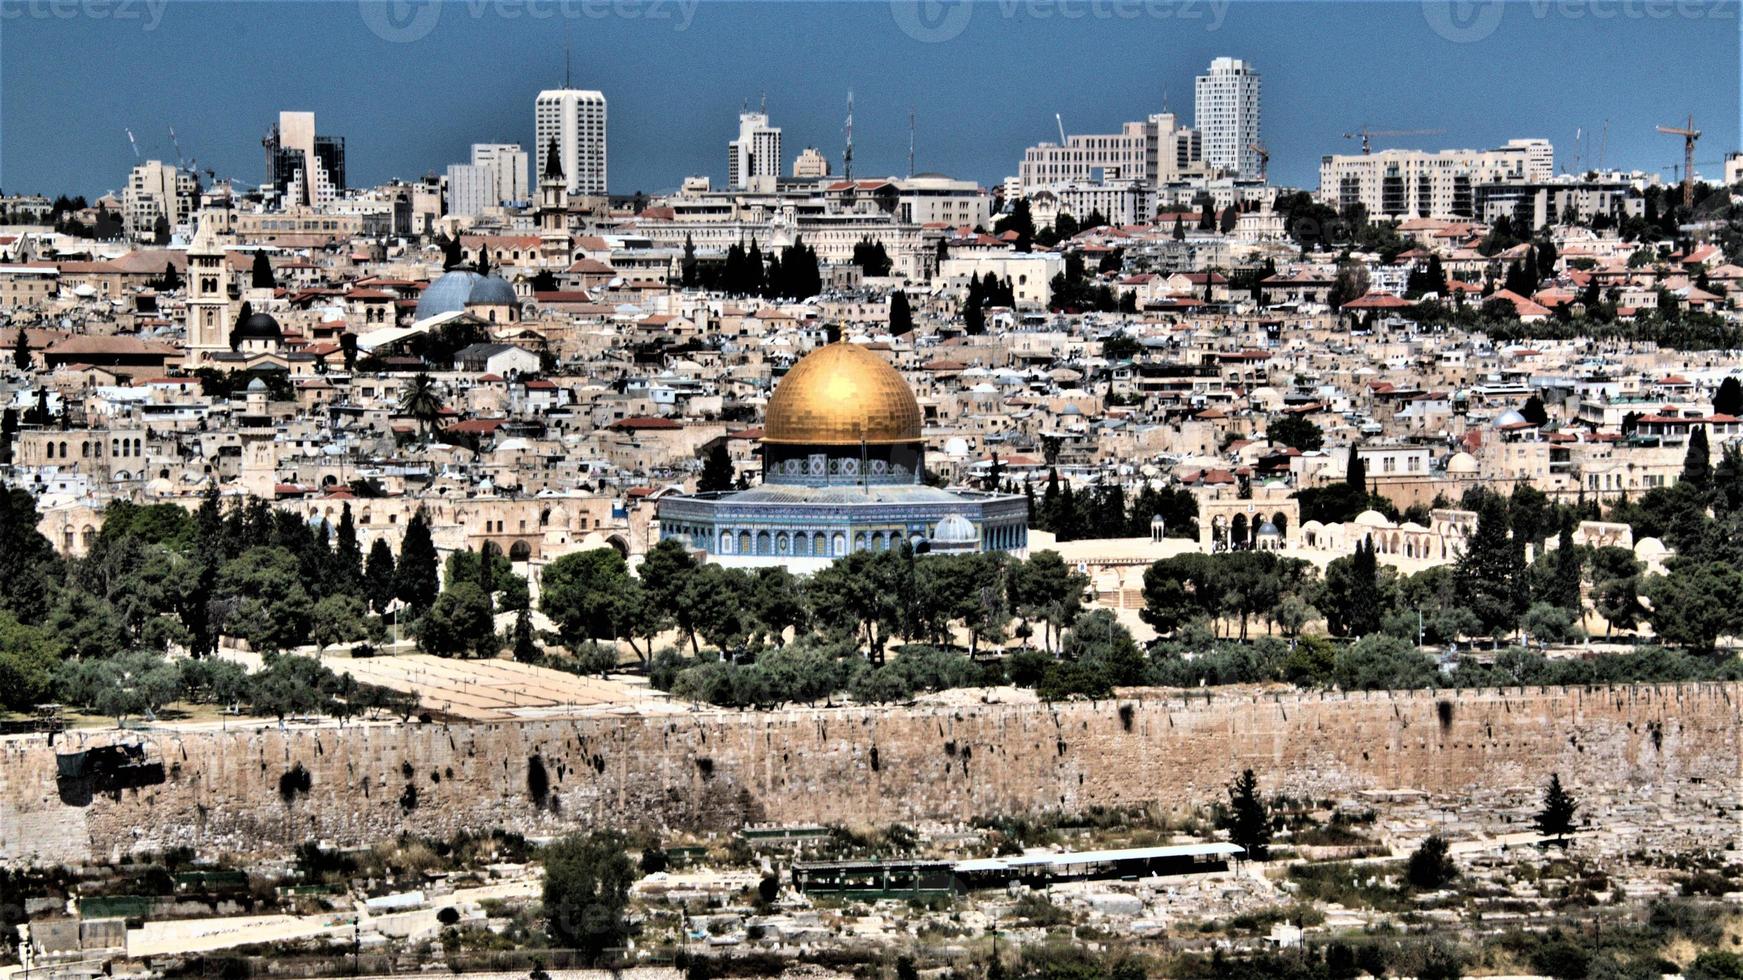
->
<box><xmin>1248</xmin><ymin>142</ymin><xmax>1269</xmax><ymax>182</ymax></box>
<box><xmin>1342</xmin><ymin>127</ymin><xmax>1445</xmax><ymax>155</ymax></box>
<box><xmin>1657</xmin><ymin>114</ymin><xmax>1701</xmax><ymax>207</ymax></box>
<box><xmin>1055</xmin><ymin>113</ymin><xmax>1067</xmax><ymax>145</ymax></box>
<box><xmin>125</xmin><ymin>129</ymin><xmax>140</xmax><ymax>160</ymax></box>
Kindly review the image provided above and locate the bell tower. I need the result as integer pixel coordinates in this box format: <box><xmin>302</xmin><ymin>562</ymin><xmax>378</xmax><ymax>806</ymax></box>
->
<box><xmin>537</xmin><ymin>136</ymin><xmax>567</xmax><ymax>233</ymax></box>
<box><xmin>184</xmin><ymin>208</ymin><xmax>232</xmax><ymax>366</ymax></box>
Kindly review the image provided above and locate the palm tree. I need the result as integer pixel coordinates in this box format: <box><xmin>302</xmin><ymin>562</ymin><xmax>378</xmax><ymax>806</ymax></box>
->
<box><xmin>400</xmin><ymin>372</ymin><xmax>443</xmax><ymax>436</ymax></box>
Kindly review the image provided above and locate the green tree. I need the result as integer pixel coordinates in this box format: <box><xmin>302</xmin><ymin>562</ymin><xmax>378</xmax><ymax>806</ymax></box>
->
<box><xmin>698</xmin><ymin>443</ymin><xmax>734</xmax><ymax>493</ymax></box>
<box><xmin>1683</xmin><ymin>424</ymin><xmax>1713</xmax><ymax>492</ymax></box>
<box><xmin>248</xmin><ymin>652</ymin><xmax>332</xmax><ymax>721</ymax></box>
<box><xmin>1534</xmin><ymin>773</ymin><xmax>1578</xmax><ymax>846</ymax></box>
<box><xmin>250</xmin><ymin>250</ymin><xmax>276</xmax><ymax>289</ymax></box>
<box><xmin>364</xmin><ymin>538</ymin><xmax>397</xmax><ymax>615</ymax></box>
<box><xmin>420</xmin><ymin>582</ymin><xmax>496</xmax><ymax>658</ymax></box>
<box><xmin>1405</xmin><ymin>834</ymin><xmax>1458</xmax><ymax>890</ymax></box>
<box><xmin>1546</xmin><ymin>523</ymin><xmax>1583</xmax><ymax>612</ymax></box>
<box><xmin>541</xmin><ymin>548</ymin><xmax>641</xmax><ymax>656</ymax></box>
<box><xmin>511</xmin><ymin>607</ymin><xmax>538</xmax><ymax>663</ymax></box>
<box><xmin>1713</xmin><ymin>376</ymin><xmax>1743</xmax><ymax>417</ymax></box>
<box><xmin>399</xmin><ymin>372</ymin><xmax>444</xmax><ymax>435</ymax></box>
<box><xmin>217</xmin><ymin>546</ymin><xmax>314</xmax><ymax>651</ymax></box>
<box><xmin>542</xmin><ymin>832</ymin><xmax>635</xmax><ymax>961</ymax></box>
<box><xmin>1321</xmin><ymin>538</ymin><xmax>1382</xmax><ymax>637</ymax></box>
<box><xmin>1645</xmin><ymin>561</ymin><xmax>1743</xmax><ymax>651</ymax></box>
<box><xmin>310</xmin><ymin>594</ymin><xmax>369</xmax><ymax>651</ymax></box>
<box><xmin>60</xmin><ymin>650</ymin><xmax>180</xmax><ymax>725</ymax></box>
<box><xmin>1453</xmin><ymin>494</ymin><xmax>1524</xmax><ymax>640</ymax></box>
<box><xmin>395</xmin><ymin>511</ymin><xmax>440</xmax><ymax>614</ymax></box>
<box><xmin>1224</xmin><ymin>769</ymin><xmax>1270</xmax><ymax>860</ymax></box>
<box><xmin>11</xmin><ymin>327</ymin><xmax>30</xmax><ymax>371</ymax></box>
<box><xmin>334</xmin><ymin>503</ymin><xmax>363</xmax><ymax>592</ymax></box>
<box><xmin>1267</xmin><ymin>414</ymin><xmax>1324</xmax><ymax>452</ymax></box>
<box><xmin>888</xmin><ymin>289</ymin><xmax>913</xmax><ymax>336</ymax></box>
<box><xmin>0</xmin><ymin>611</ymin><xmax>63</xmax><ymax>711</ymax></box>
<box><xmin>1060</xmin><ymin>609</ymin><xmax>1145</xmax><ymax>684</ymax></box>
<box><xmin>1007</xmin><ymin>550</ymin><xmax>1085</xmax><ymax>652</ymax></box>
<box><xmin>0</xmin><ymin>487</ymin><xmax>58</xmax><ymax>622</ymax></box>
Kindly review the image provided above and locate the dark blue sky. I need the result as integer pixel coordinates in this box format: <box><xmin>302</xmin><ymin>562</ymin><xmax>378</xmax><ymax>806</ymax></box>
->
<box><xmin>2</xmin><ymin>0</ymin><xmax>1737</xmax><ymax>199</ymax></box>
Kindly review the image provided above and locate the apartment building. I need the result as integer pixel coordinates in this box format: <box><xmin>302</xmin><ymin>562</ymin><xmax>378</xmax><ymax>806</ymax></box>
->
<box><xmin>1018</xmin><ymin>113</ymin><xmax>1201</xmax><ymax>192</ymax></box>
<box><xmin>470</xmin><ymin>143</ymin><xmax>529</xmax><ymax>206</ymax></box>
<box><xmin>121</xmin><ymin>160</ymin><xmax>200</xmax><ymax>240</ymax></box>
<box><xmin>1319</xmin><ymin>139</ymin><xmax>1554</xmax><ymax>220</ymax></box>
<box><xmin>1194</xmin><ymin>57</ymin><xmax>1262</xmax><ymax>179</ymax></box>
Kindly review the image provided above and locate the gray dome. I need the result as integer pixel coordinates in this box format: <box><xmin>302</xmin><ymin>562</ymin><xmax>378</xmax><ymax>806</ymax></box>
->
<box><xmin>245</xmin><ymin>377</ymin><xmax>268</xmax><ymax>392</ymax></box>
<box><xmin>415</xmin><ymin>270</ymin><xmax>517</xmax><ymax>321</ymax></box>
<box><xmin>931</xmin><ymin>514</ymin><xmax>978</xmax><ymax>544</ymax></box>
<box><xmin>1257</xmin><ymin>521</ymin><xmax>1281</xmax><ymax>538</ymax></box>
<box><xmin>236</xmin><ymin>311</ymin><xmax>282</xmax><ymax>341</ymax></box>
<box><xmin>465</xmin><ymin>275</ymin><xmax>517</xmax><ymax>308</ymax></box>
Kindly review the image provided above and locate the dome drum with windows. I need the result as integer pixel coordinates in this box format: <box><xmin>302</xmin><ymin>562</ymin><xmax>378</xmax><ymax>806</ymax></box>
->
<box><xmin>656</xmin><ymin>342</ymin><xmax>1028</xmax><ymax>567</ymax></box>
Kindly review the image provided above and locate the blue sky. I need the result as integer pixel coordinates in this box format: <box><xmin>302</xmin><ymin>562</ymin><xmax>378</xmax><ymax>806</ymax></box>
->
<box><xmin>2</xmin><ymin>0</ymin><xmax>1737</xmax><ymax>199</ymax></box>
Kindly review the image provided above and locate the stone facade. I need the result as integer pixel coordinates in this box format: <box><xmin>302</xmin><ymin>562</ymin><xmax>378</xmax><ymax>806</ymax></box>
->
<box><xmin>2</xmin><ymin>684</ymin><xmax>1737</xmax><ymax>865</ymax></box>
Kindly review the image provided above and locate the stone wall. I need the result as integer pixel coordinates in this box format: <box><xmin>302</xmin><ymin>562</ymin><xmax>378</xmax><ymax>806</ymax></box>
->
<box><xmin>2</xmin><ymin>684</ymin><xmax>1738</xmax><ymax>865</ymax></box>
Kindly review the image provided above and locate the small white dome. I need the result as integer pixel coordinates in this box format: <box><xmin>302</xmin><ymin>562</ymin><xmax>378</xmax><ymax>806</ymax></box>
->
<box><xmin>931</xmin><ymin>514</ymin><xmax>978</xmax><ymax>544</ymax></box>
<box><xmin>1445</xmin><ymin>451</ymin><xmax>1479</xmax><ymax>474</ymax></box>
<box><xmin>1355</xmin><ymin>509</ymin><xmax>1391</xmax><ymax>527</ymax></box>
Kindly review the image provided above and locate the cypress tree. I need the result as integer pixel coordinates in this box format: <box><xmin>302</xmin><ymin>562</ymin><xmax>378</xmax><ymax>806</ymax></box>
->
<box><xmin>889</xmin><ymin>290</ymin><xmax>913</xmax><ymax>336</ymax></box>
<box><xmin>335</xmin><ymin>502</ymin><xmax>362</xmax><ymax>589</ymax></box>
<box><xmin>1683</xmin><ymin>425</ymin><xmax>1712</xmax><ymax>492</ymax></box>
<box><xmin>365</xmin><ymin>538</ymin><xmax>397</xmax><ymax>614</ymax></box>
<box><xmin>1549</xmin><ymin>522</ymin><xmax>1582</xmax><ymax>613</ymax></box>
<box><xmin>395</xmin><ymin>511</ymin><xmax>439</xmax><ymax>614</ymax></box>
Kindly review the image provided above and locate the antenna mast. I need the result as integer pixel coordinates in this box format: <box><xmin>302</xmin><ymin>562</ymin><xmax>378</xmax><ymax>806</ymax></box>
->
<box><xmin>907</xmin><ymin>107</ymin><xmax>915</xmax><ymax>179</ymax></box>
<box><xmin>843</xmin><ymin>90</ymin><xmax>854</xmax><ymax>182</ymax></box>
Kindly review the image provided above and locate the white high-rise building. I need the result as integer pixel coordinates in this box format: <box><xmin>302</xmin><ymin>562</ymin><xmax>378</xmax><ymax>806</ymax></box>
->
<box><xmin>534</xmin><ymin>90</ymin><xmax>608</xmax><ymax>196</ymax></box>
<box><xmin>445</xmin><ymin>163</ymin><xmax>495</xmax><ymax>218</ymax></box>
<box><xmin>470</xmin><ymin>143</ymin><xmax>528</xmax><ymax>206</ymax></box>
<box><xmin>728</xmin><ymin>109</ymin><xmax>782</xmax><ymax>191</ymax></box>
<box><xmin>1194</xmin><ymin>57</ymin><xmax>1262</xmax><ymax>180</ymax></box>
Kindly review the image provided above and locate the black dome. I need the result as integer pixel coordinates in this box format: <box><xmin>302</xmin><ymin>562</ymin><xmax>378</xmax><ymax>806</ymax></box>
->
<box><xmin>236</xmin><ymin>311</ymin><xmax>283</xmax><ymax>340</ymax></box>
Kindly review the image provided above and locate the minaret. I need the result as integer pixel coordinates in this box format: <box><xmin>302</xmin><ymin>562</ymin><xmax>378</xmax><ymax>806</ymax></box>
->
<box><xmin>184</xmin><ymin>208</ymin><xmax>232</xmax><ymax>366</ymax></box>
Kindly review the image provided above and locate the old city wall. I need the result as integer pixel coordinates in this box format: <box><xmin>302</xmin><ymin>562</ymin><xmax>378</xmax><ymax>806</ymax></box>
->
<box><xmin>2</xmin><ymin>683</ymin><xmax>1738</xmax><ymax>865</ymax></box>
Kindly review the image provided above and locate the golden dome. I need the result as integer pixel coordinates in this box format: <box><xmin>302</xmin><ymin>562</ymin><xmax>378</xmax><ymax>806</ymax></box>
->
<box><xmin>763</xmin><ymin>342</ymin><xmax>923</xmax><ymax>445</ymax></box>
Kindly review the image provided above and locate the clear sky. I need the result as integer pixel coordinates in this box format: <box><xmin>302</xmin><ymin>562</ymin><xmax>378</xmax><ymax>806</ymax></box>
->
<box><xmin>2</xmin><ymin>0</ymin><xmax>1737</xmax><ymax>199</ymax></box>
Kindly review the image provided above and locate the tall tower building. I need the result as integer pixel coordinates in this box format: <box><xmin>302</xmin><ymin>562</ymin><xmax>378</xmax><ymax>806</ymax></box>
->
<box><xmin>183</xmin><ymin>208</ymin><xmax>233</xmax><ymax>366</ymax></box>
<box><xmin>262</xmin><ymin>111</ymin><xmax>345</xmax><ymax>206</ymax></box>
<box><xmin>534</xmin><ymin>90</ymin><xmax>608</xmax><ymax>196</ymax></box>
<box><xmin>728</xmin><ymin>108</ymin><xmax>782</xmax><ymax>190</ymax></box>
<box><xmin>1194</xmin><ymin>57</ymin><xmax>1262</xmax><ymax>180</ymax></box>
